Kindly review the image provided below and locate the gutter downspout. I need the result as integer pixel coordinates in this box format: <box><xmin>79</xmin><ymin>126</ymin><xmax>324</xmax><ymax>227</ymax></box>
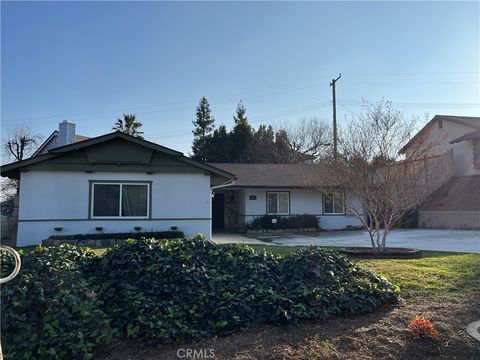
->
<box><xmin>211</xmin><ymin>179</ymin><xmax>236</xmax><ymax>192</ymax></box>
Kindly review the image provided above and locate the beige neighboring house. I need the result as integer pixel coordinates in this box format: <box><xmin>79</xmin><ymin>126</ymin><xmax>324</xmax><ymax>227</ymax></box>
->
<box><xmin>400</xmin><ymin>115</ymin><xmax>480</xmax><ymax>229</ymax></box>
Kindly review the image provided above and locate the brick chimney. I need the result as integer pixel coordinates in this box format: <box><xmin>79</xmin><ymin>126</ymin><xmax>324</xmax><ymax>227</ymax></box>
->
<box><xmin>58</xmin><ymin>120</ymin><xmax>76</xmax><ymax>146</ymax></box>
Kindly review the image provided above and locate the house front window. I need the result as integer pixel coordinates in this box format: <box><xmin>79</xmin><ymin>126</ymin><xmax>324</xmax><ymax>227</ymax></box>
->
<box><xmin>267</xmin><ymin>192</ymin><xmax>290</xmax><ymax>215</ymax></box>
<box><xmin>91</xmin><ymin>182</ymin><xmax>150</xmax><ymax>218</ymax></box>
<box><xmin>323</xmin><ymin>191</ymin><xmax>345</xmax><ymax>214</ymax></box>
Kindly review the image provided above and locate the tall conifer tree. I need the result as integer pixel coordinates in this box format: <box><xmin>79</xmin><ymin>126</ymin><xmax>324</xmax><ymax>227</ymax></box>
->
<box><xmin>192</xmin><ymin>97</ymin><xmax>215</xmax><ymax>162</ymax></box>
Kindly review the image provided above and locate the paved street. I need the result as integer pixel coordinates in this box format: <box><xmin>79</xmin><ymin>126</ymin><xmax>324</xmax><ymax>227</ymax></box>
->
<box><xmin>213</xmin><ymin>229</ymin><xmax>480</xmax><ymax>253</ymax></box>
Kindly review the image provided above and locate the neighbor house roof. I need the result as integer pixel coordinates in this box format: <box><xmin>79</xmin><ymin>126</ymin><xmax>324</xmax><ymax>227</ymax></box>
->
<box><xmin>450</xmin><ymin>129</ymin><xmax>480</xmax><ymax>144</ymax></box>
<box><xmin>32</xmin><ymin>130</ymin><xmax>91</xmax><ymax>157</ymax></box>
<box><xmin>400</xmin><ymin>115</ymin><xmax>480</xmax><ymax>154</ymax></box>
<box><xmin>208</xmin><ymin>163</ymin><xmax>335</xmax><ymax>188</ymax></box>
<box><xmin>2</xmin><ymin>132</ymin><xmax>235</xmax><ymax>185</ymax></box>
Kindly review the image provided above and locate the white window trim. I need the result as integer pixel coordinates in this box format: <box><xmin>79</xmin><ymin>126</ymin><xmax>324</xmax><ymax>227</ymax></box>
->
<box><xmin>91</xmin><ymin>182</ymin><xmax>150</xmax><ymax>219</ymax></box>
<box><xmin>323</xmin><ymin>192</ymin><xmax>346</xmax><ymax>215</ymax></box>
<box><xmin>267</xmin><ymin>191</ymin><xmax>290</xmax><ymax>215</ymax></box>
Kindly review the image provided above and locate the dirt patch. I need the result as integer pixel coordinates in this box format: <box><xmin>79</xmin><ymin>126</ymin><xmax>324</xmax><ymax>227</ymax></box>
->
<box><xmin>96</xmin><ymin>298</ymin><xmax>480</xmax><ymax>360</ymax></box>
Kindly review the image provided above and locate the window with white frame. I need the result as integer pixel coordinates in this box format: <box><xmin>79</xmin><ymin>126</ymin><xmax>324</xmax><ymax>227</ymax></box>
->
<box><xmin>323</xmin><ymin>191</ymin><xmax>345</xmax><ymax>214</ymax></box>
<box><xmin>91</xmin><ymin>182</ymin><xmax>150</xmax><ymax>218</ymax></box>
<box><xmin>267</xmin><ymin>192</ymin><xmax>289</xmax><ymax>215</ymax></box>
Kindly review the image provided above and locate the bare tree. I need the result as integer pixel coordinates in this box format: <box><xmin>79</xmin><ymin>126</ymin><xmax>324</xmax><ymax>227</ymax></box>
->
<box><xmin>3</xmin><ymin>125</ymin><xmax>42</xmax><ymax>162</ymax></box>
<box><xmin>278</xmin><ymin>117</ymin><xmax>332</xmax><ymax>163</ymax></box>
<box><xmin>2</xmin><ymin>125</ymin><xmax>43</xmax><ymax>204</ymax></box>
<box><xmin>314</xmin><ymin>100</ymin><xmax>439</xmax><ymax>252</ymax></box>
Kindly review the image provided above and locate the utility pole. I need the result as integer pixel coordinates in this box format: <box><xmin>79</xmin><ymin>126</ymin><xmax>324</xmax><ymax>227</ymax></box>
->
<box><xmin>330</xmin><ymin>73</ymin><xmax>341</xmax><ymax>160</ymax></box>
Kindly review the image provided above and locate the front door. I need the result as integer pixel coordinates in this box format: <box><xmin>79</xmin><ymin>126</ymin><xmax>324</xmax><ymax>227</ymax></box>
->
<box><xmin>212</xmin><ymin>192</ymin><xmax>225</xmax><ymax>231</ymax></box>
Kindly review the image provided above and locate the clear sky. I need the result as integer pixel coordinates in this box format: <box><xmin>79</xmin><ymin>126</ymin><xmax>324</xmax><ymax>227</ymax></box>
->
<box><xmin>1</xmin><ymin>1</ymin><xmax>479</xmax><ymax>155</ymax></box>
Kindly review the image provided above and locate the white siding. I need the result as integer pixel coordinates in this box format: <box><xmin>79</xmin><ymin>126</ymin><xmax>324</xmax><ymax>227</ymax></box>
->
<box><xmin>238</xmin><ymin>188</ymin><xmax>363</xmax><ymax>230</ymax></box>
<box><xmin>406</xmin><ymin>120</ymin><xmax>479</xmax><ymax>176</ymax></box>
<box><xmin>17</xmin><ymin>171</ymin><xmax>212</xmax><ymax>246</ymax></box>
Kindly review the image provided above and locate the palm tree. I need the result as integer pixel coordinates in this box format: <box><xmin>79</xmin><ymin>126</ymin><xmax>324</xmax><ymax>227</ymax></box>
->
<box><xmin>112</xmin><ymin>114</ymin><xmax>144</xmax><ymax>138</ymax></box>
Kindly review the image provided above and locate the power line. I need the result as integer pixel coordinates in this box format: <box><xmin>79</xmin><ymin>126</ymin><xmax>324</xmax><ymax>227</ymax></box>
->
<box><xmin>4</xmin><ymin>74</ymin><xmax>337</xmax><ymax>124</ymax></box>
<box><xmin>5</xmin><ymin>71</ymin><xmax>478</xmax><ymax>124</ymax></box>
<box><xmin>342</xmin><ymin>80</ymin><xmax>479</xmax><ymax>85</ymax></box>
<box><xmin>149</xmin><ymin>101</ymin><xmax>332</xmax><ymax>140</ymax></box>
<box><xmin>338</xmin><ymin>99</ymin><xmax>480</xmax><ymax>109</ymax></box>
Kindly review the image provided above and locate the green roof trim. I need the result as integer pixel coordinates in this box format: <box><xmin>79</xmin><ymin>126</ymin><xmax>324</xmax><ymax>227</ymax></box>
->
<box><xmin>1</xmin><ymin>131</ymin><xmax>236</xmax><ymax>183</ymax></box>
<box><xmin>49</xmin><ymin>131</ymin><xmax>183</xmax><ymax>156</ymax></box>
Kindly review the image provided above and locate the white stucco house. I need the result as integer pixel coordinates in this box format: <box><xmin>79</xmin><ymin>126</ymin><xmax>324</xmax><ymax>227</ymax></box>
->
<box><xmin>1</xmin><ymin>121</ymin><xmax>363</xmax><ymax>246</ymax></box>
<box><xmin>400</xmin><ymin>115</ymin><xmax>480</xmax><ymax>229</ymax></box>
<box><xmin>207</xmin><ymin>163</ymin><xmax>363</xmax><ymax>232</ymax></box>
<box><xmin>1</xmin><ymin>124</ymin><xmax>236</xmax><ymax>246</ymax></box>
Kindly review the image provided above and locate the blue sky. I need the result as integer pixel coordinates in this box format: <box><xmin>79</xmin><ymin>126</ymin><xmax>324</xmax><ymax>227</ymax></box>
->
<box><xmin>1</xmin><ymin>1</ymin><xmax>479</xmax><ymax>154</ymax></box>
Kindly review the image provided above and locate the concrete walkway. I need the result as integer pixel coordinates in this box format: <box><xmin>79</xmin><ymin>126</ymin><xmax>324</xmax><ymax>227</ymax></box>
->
<box><xmin>213</xmin><ymin>229</ymin><xmax>480</xmax><ymax>253</ymax></box>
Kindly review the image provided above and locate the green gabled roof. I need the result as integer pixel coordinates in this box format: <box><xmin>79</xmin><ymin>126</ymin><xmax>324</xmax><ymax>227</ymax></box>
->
<box><xmin>49</xmin><ymin>131</ymin><xmax>183</xmax><ymax>156</ymax></box>
<box><xmin>1</xmin><ymin>131</ymin><xmax>236</xmax><ymax>183</ymax></box>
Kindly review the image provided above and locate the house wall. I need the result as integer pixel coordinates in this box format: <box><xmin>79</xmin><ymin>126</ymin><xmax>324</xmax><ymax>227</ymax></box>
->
<box><xmin>236</xmin><ymin>188</ymin><xmax>363</xmax><ymax>230</ymax></box>
<box><xmin>17</xmin><ymin>170</ymin><xmax>212</xmax><ymax>246</ymax></box>
<box><xmin>406</xmin><ymin>120</ymin><xmax>479</xmax><ymax>176</ymax></box>
<box><xmin>418</xmin><ymin>210</ymin><xmax>480</xmax><ymax>229</ymax></box>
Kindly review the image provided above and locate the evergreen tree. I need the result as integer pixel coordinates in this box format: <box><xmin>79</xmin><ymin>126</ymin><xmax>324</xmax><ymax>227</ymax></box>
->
<box><xmin>274</xmin><ymin>129</ymin><xmax>292</xmax><ymax>163</ymax></box>
<box><xmin>252</xmin><ymin>124</ymin><xmax>275</xmax><ymax>163</ymax></box>
<box><xmin>231</xmin><ymin>101</ymin><xmax>254</xmax><ymax>162</ymax></box>
<box><xmin>192</xmin><ymin>97</ymin><xmax>215</xmax><ymax>162</ymax></box>
<box><xmin>206</xmin><ymin>125</ymin><xmax>232</xmax><ymax>162</ymax></box>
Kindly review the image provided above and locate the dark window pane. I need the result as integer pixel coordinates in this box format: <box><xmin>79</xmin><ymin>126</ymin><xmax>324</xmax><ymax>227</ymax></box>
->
<box><xmin>122</xmin><ymin>185</ymin><xmax>148</xmax><ymax>217</ymax></box>
<box><xmin>334</xmin><ymin>193</ymin><xmax>345</xmax><ymax>214</ymax></box>
<box><xmin>267</xmin><ymin>193</ymin><xmax>278</xmax><ymax>214</ymax></box>
<box><xmin>324</xmin><ymin>194</ymin><xmax>334</xmax><ymax>213</ymax></box>
<box><xmin>93</xmin><ymin>184</ymin><xmax>120</xmax><ymax>216</ymax></box>
<box><xmin>278</xmin><ymin>193</ymin><xmax>289</xmax><ymax>214</ymax></box>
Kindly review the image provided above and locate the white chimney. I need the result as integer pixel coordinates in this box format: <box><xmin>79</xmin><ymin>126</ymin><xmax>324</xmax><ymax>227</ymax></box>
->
<box><xmin>58</xmin><ymin>120</ymin><xmax>76</xmax><ymax>146</ymax></box>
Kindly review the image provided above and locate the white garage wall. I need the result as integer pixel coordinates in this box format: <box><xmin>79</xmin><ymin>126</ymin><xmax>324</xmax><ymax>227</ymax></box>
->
<box><xmin>238</xmin><ymin>188</ymin><xmax>363</xmax><ymax>230</ymax></box>
<box><xmin>17</xmin><ymin>171</ymin><xmax>212</xmax><ymax>246</ymax></box>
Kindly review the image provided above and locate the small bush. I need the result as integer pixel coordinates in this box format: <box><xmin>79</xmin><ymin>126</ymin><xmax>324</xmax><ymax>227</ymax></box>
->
<box><xmin>248</xmin><ymin>214</ymin><xmax>319</xmax><ymax>230</ymax></box>
<box><xmin>1</xmin><ymin>245</ymin><xmax>116</xmax><ymax>359</ymax></box>
<box><xmin>408</xmin><ymin>316</ymin><xmax>438</xmax><ymax>340</ymax></box>
<box><xmin>47</xmin><ymin>230</ymin><xmax>184</xmax><ymax>241</ymax></box>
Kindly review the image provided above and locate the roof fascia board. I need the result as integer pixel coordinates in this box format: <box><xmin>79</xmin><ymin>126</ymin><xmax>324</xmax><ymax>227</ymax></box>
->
<box><xmin>31</xmin><ymin>130</ymin><xmax>58</xmax><ymax>157</ymax></box>
<box><xmin>49</xmin><ymin>132</ymin><xmax>183</xmax><ymax>156</ymax></box>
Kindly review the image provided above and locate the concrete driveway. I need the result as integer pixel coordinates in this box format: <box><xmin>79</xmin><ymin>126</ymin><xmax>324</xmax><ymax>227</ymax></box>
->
<box><xmin>213</xmin><ymin>229</ymin><xmax>480</xmax><ymax>253</ymax></box>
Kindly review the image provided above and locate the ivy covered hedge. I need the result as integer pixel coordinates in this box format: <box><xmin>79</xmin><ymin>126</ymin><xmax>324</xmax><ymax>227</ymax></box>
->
<box><xmin>1</xmin><ymin>236</ymin><xmax>399</xmax><ymax>359</ymax></box>
<box><xmin>247</xmin><ymin>214</ymin><xmax>319</xmax><ymax>230</ymax></box>
<box><xmin>0</xmin><ymin>246</ymin><xmax>116</xmax><ymax>359</ymax></box>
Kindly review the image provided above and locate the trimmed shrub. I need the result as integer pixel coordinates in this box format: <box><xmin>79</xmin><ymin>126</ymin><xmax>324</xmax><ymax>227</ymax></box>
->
<box><xmin>276</xmin><ymin>247</ymin><xmax>399</xmax><ymax>319</ymax></box>
<box><xmin>247</xmin><ymin>214</ymin><xmax>319</xmax><ymax>230</ymax></box>
<box><xmin>90</xmin><ymin>236</ymin><xmax>281</xmax><ymax>340</ymax></box>
<box><xmin>47</xmin><ymin>230</ymin><xmax>184</xmax><ymax>241</ymax></box>
<box><xmin>91</xmin><ymin>236</ymin><xmax>398</xmax><ymax>341</ymax></box>
<box><xmin>0</xmin><ymin>245</ymin><xmax>116</xmax><ymax>359</ymax></box>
